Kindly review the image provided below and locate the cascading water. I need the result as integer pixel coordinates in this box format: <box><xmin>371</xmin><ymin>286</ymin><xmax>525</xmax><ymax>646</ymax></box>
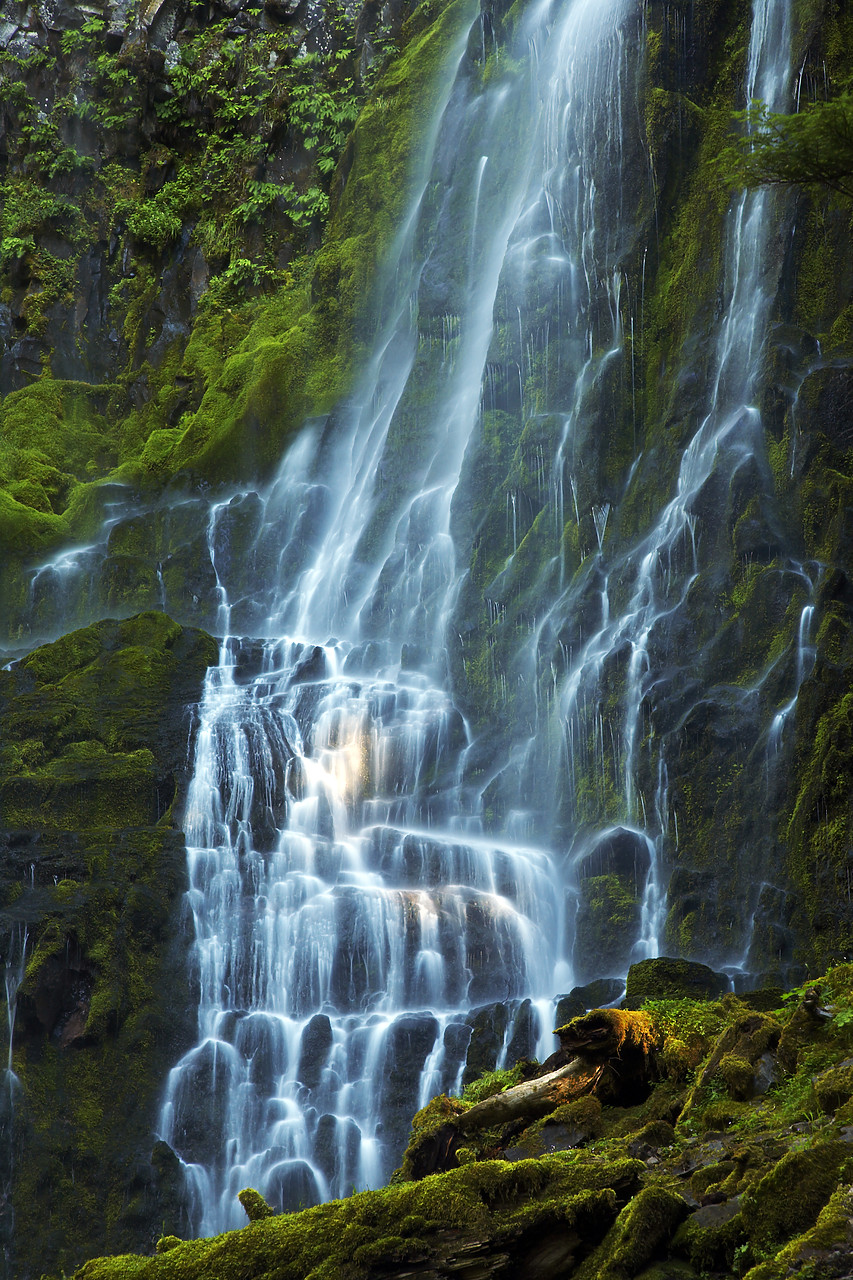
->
<box><xmin>158</xmin><ymin>0</ymin><xmax>648</xmax><ymax>1233</ymax></box>
<box><xmin>481</xmin><ymin>0</ymin><xmax>800</xmax><ymax>983</ymax></box>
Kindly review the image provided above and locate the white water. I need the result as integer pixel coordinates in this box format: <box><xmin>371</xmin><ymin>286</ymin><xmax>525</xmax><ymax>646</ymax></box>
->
<box><xmin>159</xmin><ymin>0</ymin><xmax>652</xmax><ymax>1232</ymax></box>
<box><xmin>491</xmin><ymin>0</ymin><xmax>797</xmax><ymax>980</ymax></box>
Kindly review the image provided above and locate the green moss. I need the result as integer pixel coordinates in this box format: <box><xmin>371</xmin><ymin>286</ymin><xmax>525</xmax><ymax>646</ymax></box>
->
<box><xmin>625</xmin><ymin>960</ymin><xmax>728</xmax><ymax>1009</ymax></box>
<box><xmin>742</xmin><ymin>1184</ymin><xmax>853</xmax><ymax>1280</ymax></box>
<box><xmin>813</xmin><ymin>1060</ymin><xmax>853</xmax><ymax>1113</ymax></box>
<box><xmin>576</xmin><ymin>874</ymin><xmax>642</xmax><ymax>972</ymax></box>
<box><xmin>461</xmin><ymin>1063</ymin><xmax>525</xmax><ymax>1104</ymax></box>
<box><xmin>155</xmin><ymin>1238</ymin><xmax>183</xmax><ymax>1255</ymax></box>
<box><xmin>71</xmin><ymin>1156</ymin><xmax>643</xmax><ymax>1280</ymax></box>
<box><xmin>574</xmin><ymin>1185</ymin><xmax>688</xmax><ymax>1280</ymax></box>
<box><xmin>718</xmin><ymin>1053</ymin><xmax>756</xmax><ymax>1101</ymax></box>
<box><xmin>740</xmin><ymin>1143</ymin><xmax>853</xmax><ymax>1254</ymax></box>
<box><xmin>0</xmin><ymin>0</ymin><xmax>480</xmax><ymax>600</ymax></box>
<box><xmin>1</xmin><ymin>613</ymin><xmax>216</xmax><ymax>1275</ymax></box>
<box><xmin>672</xmin><ymin>1203</ymin><xmax>746</xmax><ymax>1273</ymax></box>
<box><xmin>786</xmin><ymin>687</ymin><xmax>853</xmax><ymax>966</ymax></box>
<box><xmin>238</xmin><ymin>1189</ymin><xmax>276</xmax><ymax>1223</ymax></box>
<box><xmin>398</xmin><ymin>1093</ymin><xmax>468</xmax><ymax>1180</ymax></box>
<box><xmin>513</xmin><ymin>1096</ymin><xmax>604</xmax><ymax>1158</ymax></box>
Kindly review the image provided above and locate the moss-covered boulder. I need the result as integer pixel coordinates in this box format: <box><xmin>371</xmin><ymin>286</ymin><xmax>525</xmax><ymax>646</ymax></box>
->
<box><xmin>742</xmin><ymin>1184</ymin><xmax>853</xmax><ymax>1280</ymax></box>
<box><xmin>815</xmin><ymin>1059</ymin><xmax>853</xmax><ymax>1114</ymax></box>
<box><xmin>624</xmin><ymin>959</ymin><xmax>729</xmax><ymax>1010</ymax></box>
<box><xmin>574</xmin><ymin>1185</ymin><xmax>689</xmax><ymax>1280</ymax></box>
<box><xmin>739</xmin><ymin>1143</ymin><xmax>853</xmax><ymax>1257</ymax></box>
<box><xmin>72</xmin><ymin>1156</ymin><xmax>644</xmax><ymax>1280</ymax></box>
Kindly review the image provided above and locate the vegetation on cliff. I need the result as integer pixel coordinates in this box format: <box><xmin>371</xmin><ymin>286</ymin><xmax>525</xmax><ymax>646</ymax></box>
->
<box><xmin>2</xmin><ymin>0</ymin><xmax>853</xmax><ymax>1275</ymax></box>
<box><xmin>0</xmin><ymin>613</ymin><xmax>217</xmax><ymax>1273</ymax></box>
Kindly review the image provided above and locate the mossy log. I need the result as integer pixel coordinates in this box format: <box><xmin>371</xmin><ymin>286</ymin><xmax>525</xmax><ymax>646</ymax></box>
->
<box><xmin>457</xmin><ymin>1059</ymin><xmax>594</xmax><ymax>1133</ymax></box>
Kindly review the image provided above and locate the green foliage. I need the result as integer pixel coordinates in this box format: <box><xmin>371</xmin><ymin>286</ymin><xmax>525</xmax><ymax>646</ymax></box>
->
<box><xmin>460</xmin><ymin>1064</ymin><xmax>524</xmax><ymax>1104</ymax></box>
<box><xmin>720</xmin><ymin>93</ymin><xmax>853</xmax><ymax>198</ymax></box>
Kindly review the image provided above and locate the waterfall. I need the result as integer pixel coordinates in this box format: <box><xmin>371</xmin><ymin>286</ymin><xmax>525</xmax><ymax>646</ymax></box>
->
<box><xmin>158</xmin><ymin>0</ymin><xmax>646</xmax><ymax>1233</ymax></box>
<box><xmin>491</xmin><ymin>0</ymin><xmax>797</xmax><ymax>982</ymax></box>
<box><xmin>0</xmin><ymin>0</ymin><xmax>803</xmax><ymax>1239</ymax></box>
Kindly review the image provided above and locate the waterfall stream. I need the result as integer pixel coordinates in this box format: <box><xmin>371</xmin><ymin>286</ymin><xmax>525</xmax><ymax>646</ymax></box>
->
<box><xmin>158</xmin><ymin>0</ymin><xmax>649</xmax><ymax>1233</ymax></box>
<box><xmin>154</xmin><ymin>0</ymin><xmax>800</xmax><ymax>1232</ymax></box>
<box><xmin>505</xmin><ymin>0</ymin><xmax>798</xmax><ymax>981</ymax></box>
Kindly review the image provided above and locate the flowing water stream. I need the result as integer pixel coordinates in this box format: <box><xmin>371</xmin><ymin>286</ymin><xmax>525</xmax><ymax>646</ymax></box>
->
<box><xmin>158</xmin><ymin>0</ymin><xmax>652</xmax><ymax>1233</ymax></box>
<box><xmin>156</xmin><ymin>0</ymin><xmax>799</xmax><ymax>1232</ymax></box>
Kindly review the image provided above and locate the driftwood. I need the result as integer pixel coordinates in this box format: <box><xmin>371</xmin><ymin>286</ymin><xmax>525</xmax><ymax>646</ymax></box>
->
<box><xmin>457</xmin><ymin>1058</ymin><xmax>596</xmax><ymax>1134</ymax></box>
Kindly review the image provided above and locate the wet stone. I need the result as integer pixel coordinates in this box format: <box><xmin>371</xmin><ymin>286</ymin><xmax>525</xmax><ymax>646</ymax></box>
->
<box><xmin>462</xmin><ymin>1003</ymin><xmax>509</xmax><ymax>1089</ymax></box>
<box><xmin>265</xmin><ymin>1160</ymin><xmax>323</xmax><ymax>1213</ymax></box>
<box><xmin>624</xmin><ymin>958</ymin><xmax>729</xmax><ymax>1009</ymax></box>
<box><xmin>687</xmin><ymin>1195</ymin><xmax>742</xmax><ymax>1230</ymax></box>
<box><xmin>289</xmin><ymin>645</ymin><xmax>328</xmax><ymax>685</ymax></box>
<box><xmin>313</xmin><ymin>1113</ymin><xmax>360</xmax><ymax>1188</ymax></box>
<box><xmin>298</xmin><ymin>1014</ymin><xmax>334</xmax><ymax>1088</ymax></box>
<box><xmin>555</xmin><ymin>978</ymin><xmax>625</xmax><ymax>1026</ymax></box>
<box><xmin>505</xmin><ymin>998</ymin><xmax>540</xmax><ymax>1065</ymax></box>
<box><xmin>753</xmin><ymin>1051</ymin><xmax>783</xmax><ymax>1097</ymax></box>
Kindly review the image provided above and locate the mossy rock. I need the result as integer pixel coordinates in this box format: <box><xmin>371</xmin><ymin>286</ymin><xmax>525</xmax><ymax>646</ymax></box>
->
<box><xmin>1</xmin><ymin>612</ymin><xmax>216</xmax><ymax>1277</ymax></box>
<box><xmin>634</xmin><ymin>1263</ymin><xmax>700</xmax><ymax>1280</ymax></box>
<box><xmin>155</xmin><ymin>1237</ymin><xmax>183</xmax><ymax>1255</ymax></box>
<box><xmin>700</xmin><ymin>1099</ymin><xmax>751</xmax><ymax>1131</ymax></box>
<box><xmin>627</xmin><ymin>1120</ymin><xmax>676</xmax><ymax>1155</ymax></box>
<box><xmin>574</xmin><ymin>1185</ymin><xmax>689</xmax><ymax>1280</ymax></box>
<box><xmin>672</xmin><ymin>1198</ymin><xmax>746</xmax><ymax>1273</ymax></box>
<box><xmin>814</xmin><ymin>1058</ymin><xmax>853</xmax><ymax>1113</ymax></box>
<box><xmin>399</xmin><ymin>1093</ymin><xmax>468</xmax><ymax>1181</ymax></box>
<box><xmin>238</xmin><ymin>1189</ymin><xmax>276</xmax><ymax>1223</ymax></box>
<box><xmin>71</xmin><ymin>1155</ymin><xmax>645</xmax><ymax>1279</ymax></box>
<box><xmin>624</xmin><ymin>959</ymin><xmax>728</xmax><ymax>1010</ymax></box>
<box><xmin>0</xmin><ymin>612</ymin><xmax>217</xmax><ymax>830</ymax></box>
<box><xmin>718</xmin><ymin>1053</ymin><xmax>757</xmax><ymax>1101</ymax></box>
<box><xmin>511</xmin><ymin>1096</ymin><xmax>604</xmax><ymax>1159</ymax></box>
<box><xmin>741</xmin><ymin>1184</ymin><xmax>853</xmax><ymax>1280</ymax></box>
<box><xmin>740</xmin><ymin>1142</ymin><xmax>853</xmax><ymax>1255</ymax></box>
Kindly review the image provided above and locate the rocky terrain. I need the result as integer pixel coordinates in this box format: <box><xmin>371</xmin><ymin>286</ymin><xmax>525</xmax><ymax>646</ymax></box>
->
<box><xmin>71</xmin><ymin>960</ymin><xmax>853</xmax><ymax>1280</ymax></box>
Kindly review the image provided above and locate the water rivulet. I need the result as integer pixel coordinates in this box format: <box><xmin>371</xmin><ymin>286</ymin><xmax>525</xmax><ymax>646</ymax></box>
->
<box><xmin>158</xmin><ymin>0</ymin><xmax>647</xmax><ymax>1231</ymax></box>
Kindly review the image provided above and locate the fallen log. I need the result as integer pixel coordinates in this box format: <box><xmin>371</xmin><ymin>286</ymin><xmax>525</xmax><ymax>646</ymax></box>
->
<box><xmin>457</xmin><ymin>1058</ymin><xmax>600</xmax><ymax>1134</ymax></box>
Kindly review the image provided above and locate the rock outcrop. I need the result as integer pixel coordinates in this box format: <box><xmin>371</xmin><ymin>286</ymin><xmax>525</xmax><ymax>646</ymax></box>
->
<box><xmin>70</xmin><ymin>969</ymin><xmax>853</xmax><ymax>1280</ymax></box>
<box><xmin>0</xmin><ymin>612</ymin><xmax>217</xmax><ymax>1276</ymax></box>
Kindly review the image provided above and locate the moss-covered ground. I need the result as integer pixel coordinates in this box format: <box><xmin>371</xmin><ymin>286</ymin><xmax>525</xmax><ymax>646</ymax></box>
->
<box><xmin>67</xmin><ymin>969</ymin><xmax>853</xmax><ymax>1280</ymax></box>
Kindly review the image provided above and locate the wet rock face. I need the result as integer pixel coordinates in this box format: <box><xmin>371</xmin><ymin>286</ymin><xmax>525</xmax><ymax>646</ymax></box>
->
<box><xmin>624</xmin><ymin>958</ymin><xmax>729</xmax><ymax>1010</ymax></box>
<box><xmin>0</xmin><ymin>0</ymin><xmax>408</xmax><ymax>396</ymax></box>
<box><xmin>0</xmin><ymin>612</ymin><xmax>216</xmax><ymax>1280</ymax></box>
<box><xmin>572</xmin><ymin>829</ymin><xmax>653</xmax><ymax>982</ymax></box>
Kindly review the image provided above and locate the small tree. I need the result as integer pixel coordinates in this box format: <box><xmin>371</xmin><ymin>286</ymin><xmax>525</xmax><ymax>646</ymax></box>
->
<box><xmin>722</xmin><ymin>92</ymin><xmax>853</xmax><ymax>199</ymax></box>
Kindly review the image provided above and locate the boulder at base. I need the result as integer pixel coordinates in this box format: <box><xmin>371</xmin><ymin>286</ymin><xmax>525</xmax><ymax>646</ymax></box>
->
<box><xmin>624</xmin><ymin>958</ymin><xmax>729</xmax><ymax>1009</ymax></box>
